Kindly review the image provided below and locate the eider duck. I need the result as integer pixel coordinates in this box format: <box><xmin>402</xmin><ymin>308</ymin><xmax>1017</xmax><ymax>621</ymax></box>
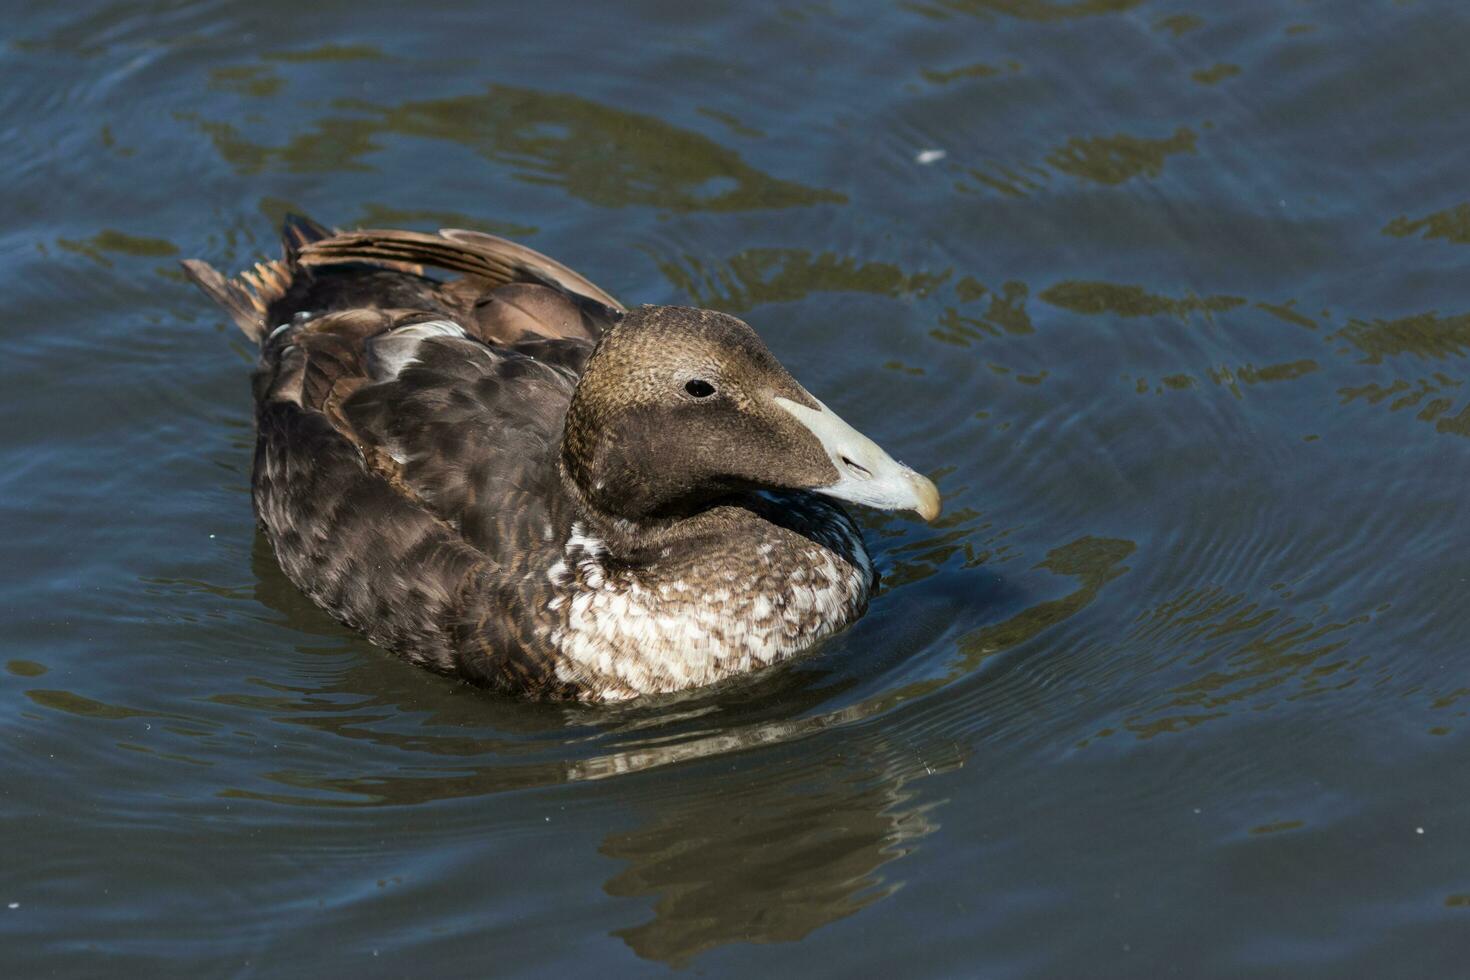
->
<box><xmin>183</xmin><ymin>216</ymin><xmax>939</xmax><ymax>702</ymax></box>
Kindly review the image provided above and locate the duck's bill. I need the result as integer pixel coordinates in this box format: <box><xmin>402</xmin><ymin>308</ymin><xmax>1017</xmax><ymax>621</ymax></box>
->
<box><xmin>774</xmin><ymin>396</ymin><xmax>942</xmax><ymax>522</ymax></box>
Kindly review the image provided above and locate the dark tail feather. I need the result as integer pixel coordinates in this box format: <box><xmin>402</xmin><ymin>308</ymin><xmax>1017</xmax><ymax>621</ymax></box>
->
<box><xmin>281</xmin><ymin>213</ymin><xmax>333</xmax><ymax>256</ymax></box>
<box><xmin>182</xmin><ymin>214</ymin><xmax>334</xmax><ymax>343</ymax></box>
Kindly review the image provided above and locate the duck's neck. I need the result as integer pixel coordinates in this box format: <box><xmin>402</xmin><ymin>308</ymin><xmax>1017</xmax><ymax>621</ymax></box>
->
<box><xmin>556</xmin><ymin>458</ymin><xmax>727</xmax><ymax>561</ymax></box>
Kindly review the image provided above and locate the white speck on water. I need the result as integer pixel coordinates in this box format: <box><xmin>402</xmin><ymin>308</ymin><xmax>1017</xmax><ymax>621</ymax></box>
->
<box><xmin>208</xmin><ymin>533</ymin><xmax>215</xmax><ymax>539</ymax></box>
<box><xmin>915</xmin><ymin>148</ymin><xmax>947</xmax><ymax>165</ymax></box>
<box><xmin>1417</xmin><ymin>827</ymin><xmax>1425</xmax><ymax>835</ymax></box>
<box><xmin>7</xmin><ymin>902</ymin><xmax>18</xmax><ymax>910</ymax></box>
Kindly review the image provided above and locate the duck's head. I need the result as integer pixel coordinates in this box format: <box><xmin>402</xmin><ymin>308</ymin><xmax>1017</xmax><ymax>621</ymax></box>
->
<box><xmin>561</xmin><ymin>305</ymin><xmax>940</xmax><ymax>526</ymax></box>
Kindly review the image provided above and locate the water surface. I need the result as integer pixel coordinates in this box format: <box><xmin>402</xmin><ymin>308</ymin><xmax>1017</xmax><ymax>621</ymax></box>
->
<box><xmin>3</xmin><ymin>1</ymin><xmax>1470</xmax><ymax>975</ymax></box>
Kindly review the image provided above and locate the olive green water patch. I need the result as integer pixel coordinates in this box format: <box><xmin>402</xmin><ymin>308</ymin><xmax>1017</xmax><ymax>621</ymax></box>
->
<box><xmin>1117</xmin><ymin>584</ymin><xmax>1379</xmax><ymax>741</ymax></box>
<box><xmin>694</xmin><ymin>106</ymin><xmax>765</xmax><ymax>140</ymax></box>
<box><xmin>1383</xmin><ymin>203</ymin><xmax>1470</xmax><ymax>245</ymax></box>
<box><xmin>1205</xmin><ymin>360</ymin><xmax>1319</xmax><ymax>399</ymax></box>
<box><xmin>26</xmin><ymin>689</ymin><xmax>152</xmax><ymax>720</ymax></box>
<box><xmin>882</xmin><ymin>509</ymin><xmax>1023</xmax><ymax>591</ymax></box>
<box><xmin>920</xmin><ymin>60</ymin><xmax>1020</xmax><ymax>84</ymax></box>
<box><xmin>965</xmin><ymin>126</ymin><xmax>1197</xmax><ymax>195</ymax></box>
<box><xmin>352</xmin><ymin>203</ymin><xmax>538</xmax><ymax>238</ymax></box>
<box><xmin>1192</xmin><ymin>64</ymin><xmax>1242</xmax><ymax>85</ymax></box>
<box><xmin>182</xmin><ymin>85</ymin><xmax>843</xmax><ymax>213</ymax></box>
<box><xmin>655</xmin><ymin>248</ymin><xmax>948</xmax><ymax>312</ymax></box>
<box><xmin>902</xmin><ymin>0</ymin><xmax>1146</xmax><ymax>23</ymax></box>
<box><xmin>1129</xmin><ymin>374</ymin><xmax>1199</xmax><ymax>394</ymax></box>
<box><xmin>56</xmin><ymin>229</ymin><xmax>180</xmax><ymax>267</ymax></box>
<box><xmin>956</xmin><ymin>536</ymin><xmax>1135</xmax><ymax>664</ymax></box>
<box><xmin>1256</xmin><ymin>300</ymin><xmax>1319</xmax><ymax>330</ymax></box>
<box><xmin>1045</xmin><ymin>127</ymin><xmax>1197</xmax><ymax>185</ymax></box>
<box><xmin>1338</xmin><ymin>374</ymin><xmax>1470</xmax><ymax>437</ymax></box>
<box><xmin>931</xmin><ymin>281</ymin><xmax>1034</xmax><ymax>346</ymax></box>
<box><xmin>1330</xmin><ymin>311</ymin><xmax>1470</xmax><ymax>363</ymax></box>
<box><xmin>1233</xmin><ymin>360</ymin><xmax>1319</xmax><ymax>384</ymax></box>
<box><xmin>262</xmin><ymin>44</ymin><xmax>386</xmax><ymax>62</ymax></box>
<box><xmin>207</xmin><ymin>65</ymin><xmax>284</xmax><ymax>98</ymax></box>
<box><xmin>1040</xmin><ymin>281</ymin><xmax>1245</xmax><ymax>318</ymax></box>
<box><xmin>1156</xmin><ymin>13</ymin><xmax>1204</xmax><ymax>36</ymax></box>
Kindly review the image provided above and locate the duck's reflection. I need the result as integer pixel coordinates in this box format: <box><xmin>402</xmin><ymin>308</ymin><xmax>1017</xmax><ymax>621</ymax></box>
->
<box><xmin>600</xmin><ymin>739</ymin><xmax>962</xmax><ymax>965</ymax></box>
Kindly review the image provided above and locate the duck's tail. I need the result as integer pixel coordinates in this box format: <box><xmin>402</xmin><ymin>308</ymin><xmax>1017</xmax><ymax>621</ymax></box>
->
<box><xmin>181</xmin><ymin>214</ymin><xmax>332</xmax><ymax>343</ymax></box>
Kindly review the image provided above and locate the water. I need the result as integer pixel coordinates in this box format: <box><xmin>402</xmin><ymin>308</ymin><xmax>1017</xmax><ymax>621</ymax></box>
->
<box><xmin>3</xmin><ymin>0</ymin><xmax>1469</xmax><ymax>974</ymax></box>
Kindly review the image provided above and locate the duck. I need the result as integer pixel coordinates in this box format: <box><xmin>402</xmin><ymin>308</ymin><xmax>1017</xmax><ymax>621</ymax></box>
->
<box><xmin>183</xmin><ymin>216</ymin><xmax>940</xmax><ymax>702</ymax></box>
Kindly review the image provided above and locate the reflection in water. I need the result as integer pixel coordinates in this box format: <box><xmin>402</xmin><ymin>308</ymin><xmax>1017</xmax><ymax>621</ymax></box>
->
<box><xmin>1109</xmin><ymin>584</ymin><xmax>1379</xmax><ymax>741</ymax></box>
<box><xmin>1209</xmin><ymin>360</ymin><xmax>1319</xmax><ymax>396</ymax></box>
<box><xmin>920</xmin><ymin>60</ymin><xmax>1020</xmax><ymax>85</ymax></box>
<box><xmin>956</xmin><ymin>536</ymin><xmax>1132</xmax><ymax>666</ymax></box>
<box><xmin>931</xmin><ymin>279</ymin><xmax>1033</xmax><ymax>347</ymax></box>
<box><xmin>1040</xmin><ymin>280</ymin><xmax>1244</xmax><ymax>319</ymax></box>
<box><xmin>1156</xmin><ymin>13</ymin><xmax>1204</xmax><ymax>36</ymax></box>
<box><xmin>55</xmin><ymin>229</ymin><xmax>178</xmax><ymax>268</ymax></box>
<box><xmin>901</xmin><ymin>0</ymin><xmax>1145</xmax><ymax>23</ymax></box>
<box><xmin>1330</xmin><ymin>310</ymin><xmax>1470</xmax><ymax>364</ymax></box>
<box><xmin>351</xmin><ymin>203</ymin><xmax>537</xmax><ymax>239</ymax></box>
<box><xmin>1383</xmin><ymin>203</ymin><xmax>1470</xmax><ymax>245</ymax></box>
<box><xmin>24</xmin><ymin>689</ymin><xmax>159</xmax><ymax>720</ymax></box>
<box><xmin>1192</xmin><ymin>64</ymin><xmax>1242</xmax><ymax>86</ymax></box>
<box><xmin>1256</xmin><ymin>300</ymin><xmax>1319</xmax><ymax>330</ymax></box>
<box><xmin>261</xmin><ymin>44</ymin><xmax>385</xmax><ymax>63</ymax></box>
<box><xmin>965</xmin><ymin>128</ymin><xmax>1197</xmax><ymax>196</ymax></box>
<box><xmin>603</xmin><ymin>745</ymin><xmax>961</xmax><ymax>965</ymax></box>
<box><xmin>181</xmin><ymin>84</ymin><xmax>844</xmax><ymax>212</ymax></box>
<box><xmin>654</xmin><ymin>247</ymin><xmax>949</xmax><ymax>312</ymax></box>
<box><xmin>207</xmin><ymin>64</ymin><xmax>284</xmax><ymax>98</ymax></box>
<box><xmin>1339</xmin><ymin>374</ymin><xmax>1470</xmax><ymax>438</ymax></box>
<box><xmin>882</xmin><ymin>507</ymin><xmax>1021</xmax><ymax>590</ymax></box>
<box><xmin>695</xmin><ymin>106</ymin><xmax>765</xmax><ymax>140</ymax></box>
<box><xmin>250</xmin><ymin>194</ymin><xmax>540</xmax><ymax>241</ymax></box>
<box><xmin>1046</xmin><ymin>127</ymin><xmax>1196</xmax><ymax>186</ymax></box>
<box><xmin>1126</xmin><ymin>362</ymin><xmax>1319</xmax><ymax>400</ymax></box>
<box><xmin>1040</xmin><ymin>277</ymin><xmax>1470</xmax><ymax>438</ymax></box>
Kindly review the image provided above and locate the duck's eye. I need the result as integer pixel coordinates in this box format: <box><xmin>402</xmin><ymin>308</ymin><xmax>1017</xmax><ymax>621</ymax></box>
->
<box><xmin>684</xmin><ymin>379</ymin><xmax>716</xmax><ymax>398</ymax></box>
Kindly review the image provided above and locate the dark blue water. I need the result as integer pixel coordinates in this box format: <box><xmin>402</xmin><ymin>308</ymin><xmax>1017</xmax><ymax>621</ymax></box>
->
<box><xmin>4</xmin><ymin>1</ymin><xmax>1470</xmax><ymax>975</ymax></box>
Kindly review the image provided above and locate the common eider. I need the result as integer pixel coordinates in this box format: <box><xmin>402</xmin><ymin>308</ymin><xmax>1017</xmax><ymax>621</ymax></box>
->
<box><xmin>184</xmin><ymin>217</ymin><xmax>940</xmax><ymax>702</ymax></box>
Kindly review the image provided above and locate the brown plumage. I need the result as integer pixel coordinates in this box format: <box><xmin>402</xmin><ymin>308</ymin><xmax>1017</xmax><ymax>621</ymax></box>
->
<box><xmin>184</xmin><ymin>216</ymin><xmax>939</xmax><ymax>702</ymax></box>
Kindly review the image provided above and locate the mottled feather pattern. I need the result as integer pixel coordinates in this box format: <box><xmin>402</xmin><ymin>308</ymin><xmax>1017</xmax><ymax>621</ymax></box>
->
<box><xmin>186</xmin><ymin>221</ymin><xmax>880</xmax><ymax>701</ymax></box>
